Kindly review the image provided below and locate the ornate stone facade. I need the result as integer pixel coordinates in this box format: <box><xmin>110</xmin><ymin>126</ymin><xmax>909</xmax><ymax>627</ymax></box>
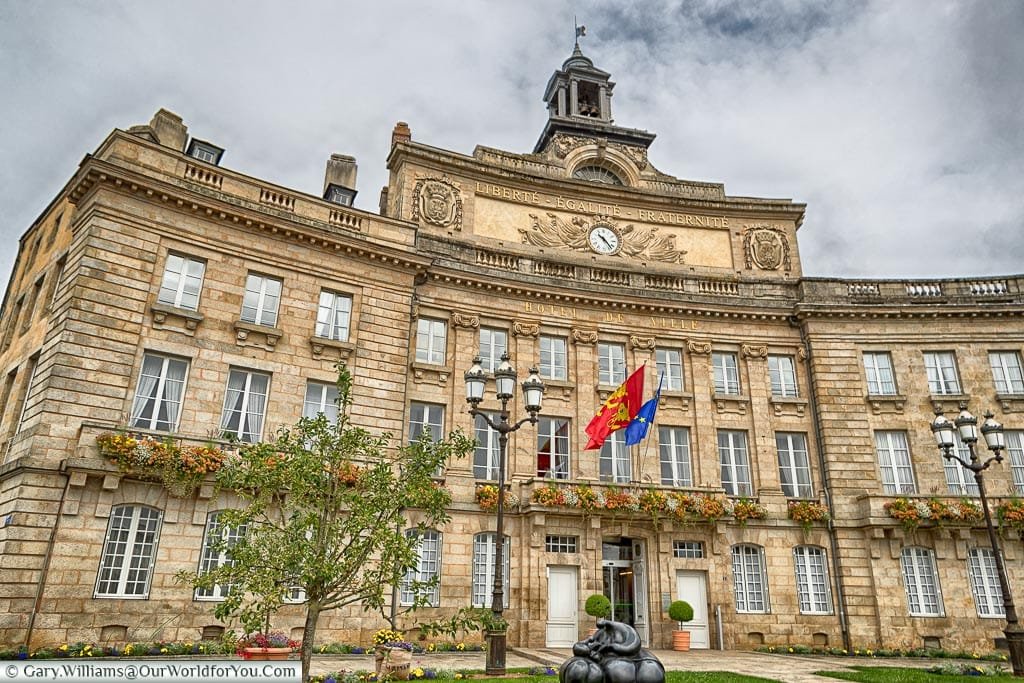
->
<box><xmin>0</xmin><ymin>49</ymin><xmax>1023</xmax><ymax>660</ymax></box>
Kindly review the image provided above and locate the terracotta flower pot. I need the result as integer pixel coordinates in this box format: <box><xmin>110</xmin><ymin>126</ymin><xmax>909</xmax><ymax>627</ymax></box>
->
<box><xmin>243</xmin><ymin>646</ymin><xmax>292</xmax><ymax>660</ymax></box>
<box><xmin>672</xmin><ymin>630</ymin><xmax>691</xmax><ymax>652</ymax></box>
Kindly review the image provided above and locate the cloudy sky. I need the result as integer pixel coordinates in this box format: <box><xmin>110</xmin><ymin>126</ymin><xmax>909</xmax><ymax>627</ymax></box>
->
<box><xmin>2</xmin><ymin>0</ymin><xmax>1022</xmax><ymax>291</ymax></box>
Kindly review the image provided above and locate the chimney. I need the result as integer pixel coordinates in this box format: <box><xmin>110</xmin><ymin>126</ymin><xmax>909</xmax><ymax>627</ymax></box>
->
<box><xmin>391</xmin><ymin>121</ymin><xmax>412</xmax><ymax>147</ymax></box>
<box><xmin>323</xmin><ymin>154</ymin><xmax>358</xmax><ymax>206</ymax></box>
<box><xmin>149</xmin><ymin>109</ymin><xmax>188</xmax><ymax>152</ymax></box>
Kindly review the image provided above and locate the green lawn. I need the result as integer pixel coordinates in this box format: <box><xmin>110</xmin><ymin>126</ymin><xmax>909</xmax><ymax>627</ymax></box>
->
<box><xmin>816</xmin><ymin>666</ymin><xmax>1014</xmax><ymax>682</ymax></box>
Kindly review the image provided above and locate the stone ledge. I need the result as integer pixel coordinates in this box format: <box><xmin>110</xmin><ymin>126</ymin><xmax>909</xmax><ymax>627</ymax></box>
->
<box><xmin>866</xmin><ymin>393</ymin><xmax>906</xmax><ymax>415</ymax></box>
<box><xmin>150</xmin><ymin>302</ymin><xmax>204</xmax><ymax>336</ymax></box>
<box><xmin>309</xmin><ymin>335</ymin><xmax>356</xmax><ymax>361</ymax></box>
<box><xmin>233</xmin><ymin>319</ymin><xmax>283</xmax><ymax>349</ymax></box>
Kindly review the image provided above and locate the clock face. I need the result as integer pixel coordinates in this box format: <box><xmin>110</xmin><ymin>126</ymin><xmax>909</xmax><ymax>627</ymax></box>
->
<box><xmin>588</xmin><ymin>225</ymin><xmax>620</xmax><ymax>255</ymax></box>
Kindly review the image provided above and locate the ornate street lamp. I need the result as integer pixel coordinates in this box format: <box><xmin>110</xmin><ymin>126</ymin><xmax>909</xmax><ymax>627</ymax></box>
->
<box><xmin>465</xmin><ymin>353</ymin><xmax>544</xmax><ymax>675</ymax></box>
<box><xmin>931</xmin><ymin>404</ymin><xmax>1024</xmax><ymax>675</ymax></box>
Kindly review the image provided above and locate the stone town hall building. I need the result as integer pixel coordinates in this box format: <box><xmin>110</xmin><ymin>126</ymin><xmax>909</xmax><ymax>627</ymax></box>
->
<box><xmin>2</xmin><ymin>46</ymin><xmax>1024</xmax><ymax>654</ymax></box>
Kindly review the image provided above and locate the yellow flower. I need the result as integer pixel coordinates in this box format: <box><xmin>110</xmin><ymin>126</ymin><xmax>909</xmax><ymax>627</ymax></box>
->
<box><xmin>412</xmin><ymin>668</ymin><xmax>425</xmax><ymax>679</ymax></box>
<box><xmin>59</xmin><ymin>645</ymin><xmax>68</xmax><ymax>652</ymax></box>
<box><xmin>456</xmin><ymin>642</ymin><xmax>465</xmax><ymax>651</ymax></box>
<box><xmin>123</xmin><ymin>645</ymin><xmax>133</xmax><ymax>655</ymax></box>
<box><xmin>455</xmin><ymin>675</ymin><xmax>463</xmax><ymax>680</ymax></box>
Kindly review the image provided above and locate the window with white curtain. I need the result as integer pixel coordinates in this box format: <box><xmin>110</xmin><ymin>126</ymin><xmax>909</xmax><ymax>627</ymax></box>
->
<box><xmin>479</xmin><ymin>327</ymin><xmax>508</xmax><ymax>373</ymax></box>
<box><xmin>967</xmin><ymin>547</ymin><xmax>1004</xmax><ymax>617</ymax></box>
<box><xmin>537</xmin><ymin>417</ymin><xmax>570</xmax><ymax>479</ymax></box>
<box><xmin>400</xmin><ymin>529</ymin><xmax>441</xmax><ymax>606</ymax></box>
<box><xmin>303</xmin><ymin>380</ymin><xmax>339</xmax><ymax>425</ymax></box>
<box><xmin>863</xmin><ymin>352</ymin><xmax>897</xmax><ymax>395</ymax></box>
<box><xmin>776</xmin><ymin>432</ymin><xmax>812</xmax><ymax>498</ymax></box>
<box><xmin>900</xmin><ymin>547</ymin><xmax>943</xmax><ymax>616</ymax></box>
<box><xmin>157</xmin><ymin>254</ymin><xmax>205</xmax><ymax>311</ymax></box>
<box><xmin>219</xmin><ymin>369</ymin><xmax>270</xmax><ymax>442</ymax></box>
<box><xmin>990</xmin><ymin>351</ymin><xmax>1024</xmax><ymax>394</ymax></box>
<box><xmin>409</xmin><ymin>402</ymin><xmax>444</xmax><ymax>444</ymax></box>
<box><xmin>472</xmin><ymin>533</ymin><xmax>510</xmax><ymax>608</ymax></box>
<box><xmin>315</xmin><ymin>290</ymin><xmax>352</xmax><ymax>342</ymax></box>
<box><xmin>130</xmin><ymin>353</ymin><xmax>189</xmax><ymax>432</ymax></box>
<box><xmin>540</xmin><ymin>335</ymin><xmax>568</xmax><ymax>380</ymax></box>
<box><xmin>731</xmin><ymin>544</ymin><xmax>768</xmax><ymax>613</ymax></box>
<box><xmin>718</xmin><ymin>430</ymin><xmax>751</xmax><ymax>496</ymax></box>
<box><xmin>924</xmin><ymin>351</ymin><xmax>961</xmax><ymax>395</ymax></box>
<box><xmin>95</xmin><ymin>505</ymin><xmax>162</xmax><ymax>598</ymax></box>
<box><xmin>1007</xmin><ymin>431</ymin><xmax>1024</xmax><ymax>495</ymax></box>
<box><xmin>658</xmin><ymin>426</ymin><xmax>691</xmax><ymax>487</ymax></box>
<box><xmin>240</xmin><ymin>273</ymin><xmax>282</xmax><ymax>327</ymax></box>
<box><xmin>599</xmin><ymin>432</ymin><xmax>630</xmax><ymax>483</ymax></box>
<box><xmin>656</xmin><ymin>348</ymin><xmax>684</xmax><ymax>391</ymax></box>
<box><xmin>195</xmin><ymin>511</ymin><xmax>247</xmax><ymax>601</ymax></box>
<box><xmin>943</xmin><ymin>435</ymin><xmax>978</xmax><ymax>495</ymax></box>
<box><xmin>598</xmin><ymin>343</ymin><xmax>626</xmax><ymax>385</ymax></box>
<box><xmin>712</xmin><ymin>352</ymin><xmax>740</xmax><ymax>395</ymax></box>
<box><xmin>768</xmin><ymin>355</ymin><xmax>798</xmax><ymax>398</ymax></box>
<box><xmin>875</xmin><ymin>431</ymin><xmax>916</xmax><ymax>494</ymax></box>
<box><xmin>793</xmin><ymin>546</ymin><xmax>832</xmax><ymax>614</ymax></box>
<box><xmin>415</xmin><ymin>318</ymin><xmax>447</xmax><ymax>365</ymax></box>
<box><xmin>474</xmin><ymin>412</ymin><xmax>501</xmax><ymax>480</ymax></box>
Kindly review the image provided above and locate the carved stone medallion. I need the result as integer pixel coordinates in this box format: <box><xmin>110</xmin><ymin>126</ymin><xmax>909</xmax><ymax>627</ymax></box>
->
<box><xmin>513</xmin><ymin>321</ymin><xmax>540</xmax><ymax>337</ymax></box>
<box><xmin>411</xmin><ymin>175</ymin><xmax>463</xmax><ymax>229</ymax></box>
<box><xmin>743</xmin><ymin>225</ymin><xmax>790</xmax><ymax>271</ymax></box>
<box><xmin>451</xmin><ymin>312</ymin><xmax>479</xmax><ymax>329</ymax></box>
<box><xmin>520</xmin><ymin>213</ymin><xmax>687</xmax><ymax>264</ymax></box>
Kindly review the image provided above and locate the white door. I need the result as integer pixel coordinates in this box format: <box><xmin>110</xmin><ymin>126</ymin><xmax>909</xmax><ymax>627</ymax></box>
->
<box><xmin>546</xmin><ymin>565</ymin><xmax>578</xmax><ymax>647</ymax></box>
<box><xmin>675</xmin><ymin>571</ymin><xmax>709</xmax><ymax>649</ymax></box>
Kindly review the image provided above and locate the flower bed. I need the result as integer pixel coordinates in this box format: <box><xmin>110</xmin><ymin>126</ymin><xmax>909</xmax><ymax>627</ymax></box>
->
<box><xmin>96</xmin><ymin>431</ymin><xmax>226</xmax><ymax>497</ymax></box>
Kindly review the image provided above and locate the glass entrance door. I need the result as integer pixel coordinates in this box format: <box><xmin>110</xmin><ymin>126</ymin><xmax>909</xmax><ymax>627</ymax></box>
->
<box><xmin>602</xmin><ymin>539</ymin><xmax>636</xmax><ymax>626</ymax></box>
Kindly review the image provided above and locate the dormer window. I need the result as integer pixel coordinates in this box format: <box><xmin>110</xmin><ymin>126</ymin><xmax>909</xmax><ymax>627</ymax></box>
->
<box><xmin>573</xmin><ymin>165</ymin><xmax>623</xmax><ymax>186</ymax></box>
<box><xmin>324</xmin><ymin>183</ymin><xmax>357</xmax><ymax>207</ymax></box>
<box><xmin>186</xmin><ymin>139</ymin><xmax>225</xmax><ymax>166</ymax></box>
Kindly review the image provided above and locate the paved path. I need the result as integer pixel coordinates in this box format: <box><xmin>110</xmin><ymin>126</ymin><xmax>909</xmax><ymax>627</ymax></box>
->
<box><xmin>309</xmin><ymin>648</ymin><xmax>954</xmax><ymax>682</ymax></box>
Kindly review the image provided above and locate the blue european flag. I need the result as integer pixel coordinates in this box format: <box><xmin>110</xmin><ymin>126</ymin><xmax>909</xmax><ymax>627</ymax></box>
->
<box><xmin>624</xmin><ymin>373</ymin><xmax>663</xmax><ymax>446</ymax></box>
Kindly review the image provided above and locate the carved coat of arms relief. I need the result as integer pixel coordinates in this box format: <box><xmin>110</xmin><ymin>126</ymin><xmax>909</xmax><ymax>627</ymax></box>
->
<box><xmin>411</xmin><ymin>175</ymin><xmax>463</xmax><ymax>230</ymax></box>
<box><xmin>742</xmin><ymin>224</ymin><xmax>791</xmax><ymax>272</ymax></box>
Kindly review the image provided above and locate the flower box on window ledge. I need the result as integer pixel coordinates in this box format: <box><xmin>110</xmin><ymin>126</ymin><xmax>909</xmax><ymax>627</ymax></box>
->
<box><xmin>95</xmin><ymin>431</ymin><xmax>226</xmax><ymax>498</ymax></box>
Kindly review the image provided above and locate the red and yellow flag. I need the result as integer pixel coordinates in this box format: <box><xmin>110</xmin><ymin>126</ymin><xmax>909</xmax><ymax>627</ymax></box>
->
<box><xmin>584</xmin><ymin>366</ymin><xmax>645</xmax><ymax>450</ymax></box>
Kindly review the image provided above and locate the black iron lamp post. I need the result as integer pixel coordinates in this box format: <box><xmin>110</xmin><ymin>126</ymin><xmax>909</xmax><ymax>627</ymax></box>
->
<box><xmin>931</xmin><ymin>404</ymin><xmax>1024</xmax><ymax>675</ymax></box>
<box><xmin>465</xmin><ymin>353</ymin><xmax>544</xmax><ymax>676</ymax></box>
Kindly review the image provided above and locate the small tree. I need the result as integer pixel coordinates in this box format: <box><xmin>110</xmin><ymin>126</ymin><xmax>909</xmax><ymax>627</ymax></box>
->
<box><xmin>179</xmin><ymin>365</ymin><xmax>474</xmax><ymax>682</ymax></box>
<box><xmin>668</xmin><ymin>600</ymin><xmax>694</xmax><ymax>630</ymax></box>
<box><xmin>584</xmin><ymin>594</ymin><xmax>611</xmax><ymax>620</ymax></box>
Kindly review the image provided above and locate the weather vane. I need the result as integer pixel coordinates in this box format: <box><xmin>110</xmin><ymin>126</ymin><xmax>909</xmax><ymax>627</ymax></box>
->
<box><xmin>574</xmin><ymin>16</ymin><xmax>586</xmax><ymax>47</ymax></box>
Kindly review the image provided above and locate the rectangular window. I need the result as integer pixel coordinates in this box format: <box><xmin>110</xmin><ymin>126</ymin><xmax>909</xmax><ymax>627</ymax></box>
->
<box><xmin>195</xmin><ymin>511</ymin><xmax>247</xmax><ymax>601</ymax></box>
<box><xmin>479</xmin><ymin>327</ymin><xmax>508</xmax><ymax>373</ymax></box>
<box><xmin>474</xmin><ymin>413</ymin><xmax>501</xmax><ymax>480</ymax></box>
<box><xmin>901</xmin><ymin>547</ymin><xmax>943</xmax><ymax>617</ymax></box>
<box><xmin>537</xmin><ymin>417</ymin><xmax>570</xmax><ymax>479</ymax></box>
<box><xmin>793</xmin><ymin>546</ymin><xmax>832</xmax><ymax>614</ymax></box>
<box><xmin>656</xmin><ymin>348</ymin><xmax>684</xmax><ymax>391</ymax></box>
<box><xmin>540</xmin><ymin>335</ymin><xmax>568</xmax><ymax>380</ymax></box>
<box><xmin>598</xmin><ymin>343</ymin><xmax>626</xmax><ymax>385</ymax></box>
<box><xmin>991</xmin><ymin>352</ymin><xmax>1024</xmax><ymax>394</ymax></box>
<box><xmin>599</xmin><ymin>432</ymin><xmax>630</xmax><ymax>483</ymax></box>
<box><xmin>776</xmin><ymin>432</ymin><xmax>813</xmax><ymax>498</ymax></box>
<box><xmin>400</xmin><ymin>529</ymin><xmax>441</xmax><ymax>607</ymax></box>
<box><xmin>22</xmin><ymin>276</ymin><xmax>44</xmax><ymax>331</ymax></box>
<box><xmin>731</xmin><ymin>544</ymin><xmax>768</xmax><ymax>613</ymax></box>
<box><xmin>95</xmin><ymin>505</ymin><xmax>162</xmax><ymax>598</ymax></box>
<box><xmin>943</xmin><ymin>435</ymin><xmax>978</xmax><ymax>495</ymax></box>
<box><xmin>718</xmin><ymin>430</ymin><xmax>752</xmax><ymax>496</ymax></box>
<box><xmin>240</xmin><ymin>273</ymin><xmax>282</xmax><ymax>327</ymax></box>
<box><xmin>1007</xmin><ymin>431</ymin><xmax>1024</xmax><ymax>495</ymax></box>
<box><xmin>712</xmin><ymin>352</ymin><xmax>740</xmax><ymax>395</ymax></box>
<box><xmin>14</xmin><ymin>354</ymin><xmax>39</xmax><ymax>436</ymax></box>
<box><xmin>768</xmin><ymin>355</ymin><xmax>798</xmax><ymax>398</ymax></box>
<box><xmin>315</xmin><ymin>290</ymin><xmax>352</xmax><ymax>342</ymax></box>
<box><xmin>472</xmin><ymin>533</ymin><xmax>510</xmax><ymax>608</ymax></box>
<box><xmin>924</xmin><ymin>351</ymin><xmax>961</xmax><ymax>395</ymax></box>
<box><xmin>875</xmin><ymin>431</ymin><xmax>916</xmax><ymax>494</ymax></box>
<box><xmin>157</xmin><ymin>254</ymin><xmax>206</xmax><ymax>311</ymax></box>
<box><xmin>863</xmin><ymin>352</ymin><xmax>897</xmax><ymax>395</ymax></box>
<box><xmin>415</xmin><ymin>318</ymin><xmax>447</xmax><ymax>365</ymax></box>
<box><xmin>658</xmin><ymin>426</ymin><xmax>692</xmax><ymax>487</ymax></box>
<box><xmin>219</xmin><ymin>369</ymin><xmax>270</xmax><ymax>443</ymax></box>
<box><xmin>545</xmin><ymin>535</ymin><xmax>578</xmax><ymax>553</ymax></box>
<box><xmin>48</xmin><ymin>254</ymin><xmax>67</xmax><ymax>310</ymax></box>
<box><xmin>968</xmin><ymin>548</ymin><xmax>1005</xmax><ymax>618</ymax></box>
<box><xmin>303</xmin><ymin>380</ymin><xmax>340</xmax><ymax>425</ymax></box>
<box><xmin>409</xmin><ymin>402</ymin><xmax>444</xmax><ymax>444</ymax></box>
<box><xmin>672</xmin><ymin>541</ymin><xmax>704</xmax><ymax>559</ymax></box>
<box><xmin>130</xmin><ymin>353</ymin><xmax>189</xmax><ymax>432</ymax></box>
<box><xmin>0</xmin><ymin>369</ymin><xmax>16</xmax><ymax>436</ymax></box>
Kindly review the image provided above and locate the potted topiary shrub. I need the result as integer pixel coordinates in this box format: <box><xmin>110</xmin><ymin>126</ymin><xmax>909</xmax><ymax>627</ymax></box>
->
<box><xmin>667</xmin><ymin>600</ymin><xmax>694</xmax><ymax>651</ymax></box>
<box><xmin>585</xmin><ymin>594</ymin><xmax>611</xmax><ymax>621</ymax></box>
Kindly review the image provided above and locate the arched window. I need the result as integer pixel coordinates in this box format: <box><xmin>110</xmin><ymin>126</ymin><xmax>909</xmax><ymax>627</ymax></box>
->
<box><xmin>401</xmin><ymin>529</ymin><xmax>442</xmax><ymax>607</ymax></box>
<box><xmin>195</xmin><ymin>510</ymin><xmax>248</xmax><ymax>601</ymax></box>
<box><xmin>793</xmin><ymin>546</ymin><xmax>832</xmax><ymax>614</ymax></box>
<box><xmin>731</xmin><ymin>544</ymin><xmax>768</xmax><ymax>613</ymax></box>
<box><xmin>572</xmin><ymin>165</ymin><xmax>624</xmax><ymax>186</ymax></box>
<box><xmin>472</xmin><ymin>532</ymin><xmax>510</xmax><ymax>608</ymax></box>
<box><xmin>95</xmin><ymin>504</ymin><xmax>162</xmax><ymax>598</ymax></box>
